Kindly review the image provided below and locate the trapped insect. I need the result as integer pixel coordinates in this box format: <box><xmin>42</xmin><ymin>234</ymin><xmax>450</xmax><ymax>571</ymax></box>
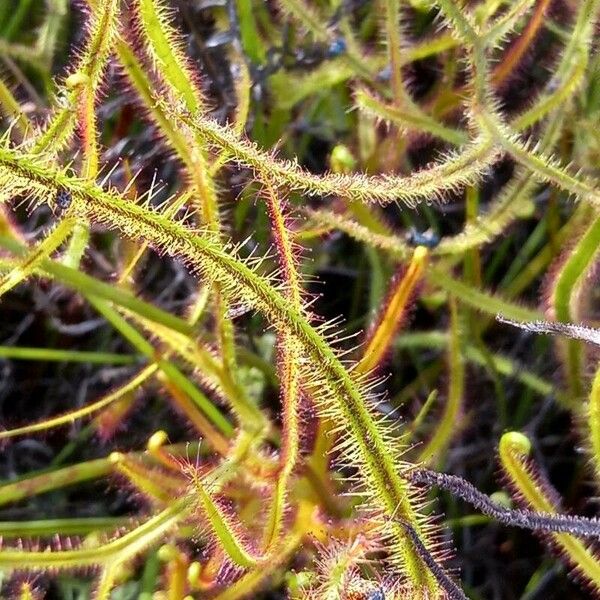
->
<box><xmin>406</xmin><ymin>228</ymin><xmax>440</xmax><ymax>249</ymax></box>
<box><xmin>366</xmin><ymin>587</ymin><xmax>386</xmax><ymax>600</ymax></box>
<box><xmin>326</xmin><ymin>37</ymin><xmax>347</xmax><ymax>58</ymax></box>
<box><xmin>55</xmin><ymin>188</ymin><xmax>72</xmax><ymax>211</ymax></box>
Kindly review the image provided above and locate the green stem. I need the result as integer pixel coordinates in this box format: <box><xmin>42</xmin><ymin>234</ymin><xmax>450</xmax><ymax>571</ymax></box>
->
<box><xmin>0</xmin><ymin>147</ymin><xmax>440</xmax><ymax>593</ymax></box>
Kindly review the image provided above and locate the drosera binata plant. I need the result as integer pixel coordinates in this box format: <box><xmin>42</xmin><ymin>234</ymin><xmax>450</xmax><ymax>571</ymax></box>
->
<box><xmin>0</xmin><ymin>0</ymin><xmax>599</xmax><ymax>598</ymax></box>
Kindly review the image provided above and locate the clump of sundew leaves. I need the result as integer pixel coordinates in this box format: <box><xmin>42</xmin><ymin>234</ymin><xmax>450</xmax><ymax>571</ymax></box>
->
<box><xmin>0</xmin><ymin>0</ymin><xmax>600</xmax><ymax>598</ymax></box>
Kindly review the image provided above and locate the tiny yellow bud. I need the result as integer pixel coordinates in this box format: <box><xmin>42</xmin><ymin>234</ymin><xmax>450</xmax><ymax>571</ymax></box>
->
<box><xmin>490</xmin><ymin>491</ymin><xmax>512</xmax><ymax>509</ymax></box>
<box><xmin>413</xmin><ymin>245</ymin><xmax>429</xmax><ymax>262</ymax></box>
<box><xmin>148</xmin><ymin>430</ymin><xmax>168</xmax><ymax>452</ymax></box>
<box><xmin>188</xmin><ymin>561</ymin><xmax>202</xmax><ymax>588</ymax></box>
<box><xmin>330</xmin><ymin>144</ymin><xmax>357</xmax><ymax>174</ymax></box>
<box><xmin>501</xmin><ymin>431</ymin><xmax>532</xmax><ymax>456</ymax></box>
<box><xmin>158</xmin><ymin>543</ymin><xmax>178</xmax><ymax>562</ymax></box>
<box><xmin>108</xmin><ymin>451</ymin><xmax>124</xmax><ymax>464</ymax></box>
<box><xmin>65</xmin><ymin>72</ymin><xmax>90</xmax><ymax>88</ymax></box>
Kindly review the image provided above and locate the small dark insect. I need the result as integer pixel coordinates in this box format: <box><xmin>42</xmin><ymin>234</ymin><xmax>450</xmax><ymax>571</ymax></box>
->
<box><xmin>55</xmin><ymin>188</ymin><xmax>72</xmax><ymax>211</ymax></box>
<box><xmin>326</xmin><ymin>37</ymin><xmax>347</xmax><ymax>58</ymax></box>
<box><xmin>406</xmin><ymin>227</ymin><xmax>440</xmax><ymax>249</ymax></box>
<box><xmin>366</xmin><ymin>587</ymin><xmax>386</xmax><ymax>600</ymax></box>
<box><xmin>376</xmin><ymin>65</ymin><xmax>391</xmax><ymax>82</ymax></box>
